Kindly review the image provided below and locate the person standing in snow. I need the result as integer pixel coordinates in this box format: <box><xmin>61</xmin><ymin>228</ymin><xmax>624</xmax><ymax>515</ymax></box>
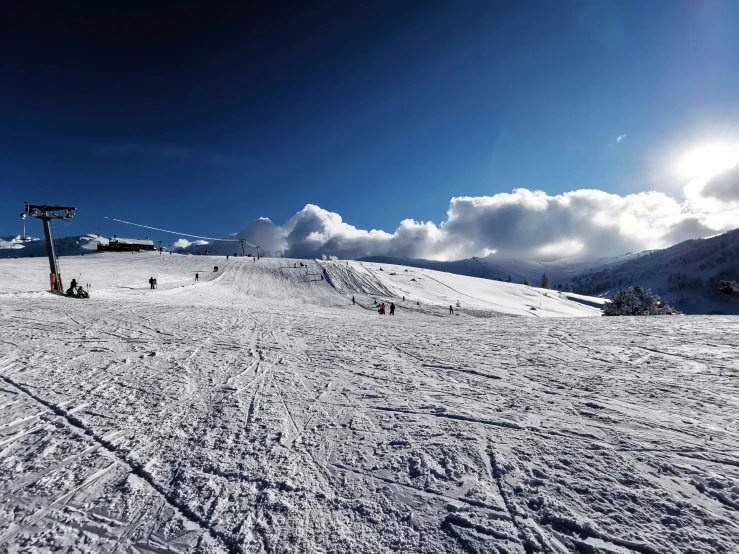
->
<box><xmin>390</xmin><ymin>302</ymin><xmax>395</xmax><ymax>315</ymax></box>
<box><xmin>70</xmin><ymin>278</ymin><xmax>77</xmax><ymax>289</ymax></box>
<box><xmin>449</xmin><ymin>305</ymin><xmax>454</xmax><ymax>314</ymax></box>
<box><xmin>149</xmin><ymin>277</ymin><xmax>154</xmax><ymax>289</ymax></box>
<box><xmin>153</xmin><ymin>278</ymin><xmax>157</xmax><ymax>289</ymax></box>
<box><xmin>352</xmin><ymin>296</ymin><xmax>355</xmax><ymax>305</ymax></box>
<box><xmin>195</xmin><ymin>273</ymin><xmax>199</xmax><ymax>282</ymax></box>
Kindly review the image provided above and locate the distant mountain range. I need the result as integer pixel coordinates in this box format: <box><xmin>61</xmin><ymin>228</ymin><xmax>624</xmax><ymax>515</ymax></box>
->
<box><xmin>358</xmin><ymin>253</ymin><xmax>644</xmax><ymax>288</ymax></box>
<box><xmin>570</xmin><ymin>228</ymin><xmax>739</xmax><ymax>314</ymax></box>
<box><xmin>0</xmin><ymin>234</ymin><xmax>102</xmax><ymax>257</ymax></box>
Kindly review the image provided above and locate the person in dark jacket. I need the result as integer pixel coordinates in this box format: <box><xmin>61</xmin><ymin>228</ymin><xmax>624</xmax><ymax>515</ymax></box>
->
<box><xmin>352</xmin><ymin>296</ymin><xmax>355</xmax><ymax>305</ymax></box>
<box><xmin>195</xmin><ymin>273</ymin><xmax>199</xmax><ymax>282</ymax></box>
<box><xmin>390</xmin><ymin>302</ymin><xmax>395</xmax><ymax>315</ymax></box>
<box><xmin>149</xmin><ymin>277</ymin><xmax>154</xmax><ymax>289</ymax></box>
<box><xmin>449</xmin><ymin>305</ymin><xmax>454</xmax><ymax>314</ymax></box>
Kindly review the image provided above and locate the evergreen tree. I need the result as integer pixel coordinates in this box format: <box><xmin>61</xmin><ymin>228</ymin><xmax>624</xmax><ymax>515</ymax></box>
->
<box><xmin>523</xmin><ymin>278</ymin><xmax>531</xmax><ymax>286</ymax></box>
<box><xmin>718</xmin><ymin>280</ymin><xmax>739</xmax><ymax>296</ymax></box>
<box><xmin>541</xmin><ymin>273</ymin><xmax>551</xmax><ymax>289</ymax></box>
<box><xmin>565</xmin><ymin>283</ymin><xmax>573</xmax><ymax>293</ymax></box>
<box><xmin>602</xmin><ymin>286</ymin><xmax>680</xmax><ymax>316</ymax></box>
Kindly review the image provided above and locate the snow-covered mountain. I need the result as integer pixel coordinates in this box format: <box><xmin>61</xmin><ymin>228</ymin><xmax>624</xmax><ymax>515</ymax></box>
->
<box><xmin>0</xmin><ymin>234</ymin><xmax>106</xmax><ymax>257</ymax></box>
<box><xmin>570</xmin><ymin>228</ymin><xmax>739</xmax><ymax>314</ymax></box>
<box><xmin>0</xmin><ymin>235</ymin><xmax>40</xmax><ymax>250</ymax></box>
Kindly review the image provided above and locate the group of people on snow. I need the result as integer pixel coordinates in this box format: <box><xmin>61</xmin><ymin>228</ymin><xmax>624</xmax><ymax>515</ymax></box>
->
<box><xmin>377</xmin><ymin>301</ymin><xmax>395</xmax><ymax>315</ymax></box>
<box><xmin>65</xmin><ymin>278</ymin><xmax>89</xmax><ymax>298</ymax></box>
<box><xmin>351</xmin><ymin>294</ymin><xmax>458</xmax><ymax>317</ymax></box>
<box><xmin>148</xmin><ymin>277</ymin><xmax>157</xmax><ymax>289</ymax></box>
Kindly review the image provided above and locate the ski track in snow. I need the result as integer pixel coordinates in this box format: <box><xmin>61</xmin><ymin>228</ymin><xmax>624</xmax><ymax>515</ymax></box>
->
<box><xmin>0</xmin><ymin>254</ymin><xmax>738</xmax><ymax>553</ymax></box>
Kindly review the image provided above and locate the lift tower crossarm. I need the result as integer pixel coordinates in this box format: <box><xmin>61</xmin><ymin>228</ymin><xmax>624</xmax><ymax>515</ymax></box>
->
<box><xmin>25</xmin><ymin>204</ymin><xmax>76</xmax><ymax>293</ymax></box>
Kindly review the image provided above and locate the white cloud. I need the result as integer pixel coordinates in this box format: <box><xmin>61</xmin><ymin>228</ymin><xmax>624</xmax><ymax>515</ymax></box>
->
<box><xmin>228</xmin><ymin>182</ymin><xmax>739</xmax><ymax>262</ymax></box>
<box><xmin>173</xmin><ymin>238</ymin><xmax>209</xmax><ymax>249</ymax></box>
<box><xmin>617</xmin><ymin>134</ymin><xmax>626</xmax><ymax>143</ymax></box>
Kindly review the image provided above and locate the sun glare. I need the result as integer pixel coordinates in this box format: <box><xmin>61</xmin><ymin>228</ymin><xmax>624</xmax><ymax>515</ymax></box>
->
<box><xmin>678</xmin><ymin>143</ymin><xmax>739</xmax><ymax>180</ymax></box>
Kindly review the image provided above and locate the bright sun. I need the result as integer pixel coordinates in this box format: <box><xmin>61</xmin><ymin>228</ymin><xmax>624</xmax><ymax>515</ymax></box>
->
<box><xmin>678</xmin><ymin>143</ymin><xmax>739</xmax><ymax>180</ymax></box>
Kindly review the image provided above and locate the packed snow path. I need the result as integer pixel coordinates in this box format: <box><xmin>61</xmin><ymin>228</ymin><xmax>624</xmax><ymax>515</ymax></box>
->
<box><xmin>0</xmin><ymin>255</ymin><xmax>738</xmax><ymax>554</ymax></box>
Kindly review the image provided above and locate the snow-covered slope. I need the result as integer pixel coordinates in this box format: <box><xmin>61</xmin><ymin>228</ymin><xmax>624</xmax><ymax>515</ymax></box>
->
<box><xmin>325</xmin><ymin>260</ymin><xmax>603</xmax><ymax>317</ymax></box>
<box><xmin>1</xmin><ymin>253</ymin><xmax>738</xmax><ymax>554</ymax></box>
<box><xmin>0</xmin><ymin>253</ymin><xmax>603</xmax><ymax>317</ymax></box>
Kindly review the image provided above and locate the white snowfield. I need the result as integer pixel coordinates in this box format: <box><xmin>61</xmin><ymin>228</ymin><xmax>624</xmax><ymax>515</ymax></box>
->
<box><xmin>344</xmin><ymin>261</ymin><xmax>605</xmax><ymax>317</ymax></box>
<box><xmin>0</xmin><ymin>253</ymin><xmax>737</xmax><ymax>554</ymax></box>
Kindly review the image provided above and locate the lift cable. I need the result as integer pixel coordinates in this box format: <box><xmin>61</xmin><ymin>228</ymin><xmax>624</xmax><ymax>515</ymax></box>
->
<box><xmin>103</xmin><ymin>217</ymin><xmax>257</xmax><ymax>248</ymax></box>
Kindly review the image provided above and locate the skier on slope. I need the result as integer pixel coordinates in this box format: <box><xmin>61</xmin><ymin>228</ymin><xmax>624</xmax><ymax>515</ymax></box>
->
<box><xmin>390</xmin><ymin>302</ymin><xmax>395</xmax><ymax>315</ymax></box>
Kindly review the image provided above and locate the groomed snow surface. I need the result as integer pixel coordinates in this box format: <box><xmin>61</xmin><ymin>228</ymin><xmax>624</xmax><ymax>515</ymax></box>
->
<box><xmin>0</xmin><ymin>253</ymin><xmax>737</xmax><ymax>554</ymax></box>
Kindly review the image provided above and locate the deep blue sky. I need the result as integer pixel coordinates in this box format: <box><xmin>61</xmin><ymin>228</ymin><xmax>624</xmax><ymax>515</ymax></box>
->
<box><xmin>2</xmin><ymin>0</ymin><xmax>739</xmax><ymax>242</ymax></box>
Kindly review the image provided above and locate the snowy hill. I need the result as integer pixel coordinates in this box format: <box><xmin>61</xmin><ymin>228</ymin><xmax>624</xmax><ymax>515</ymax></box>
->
<box><xmin>325</xmin><ymin>260</ymin><xmax>604</xmax><ymax>317</ymax></box>
<box><xmin>0</xmin><ymin>253</ymin><xmax>603</xmax><ymax>317</ymax></box>
<box><xmin>571</xmin><ymin>228</ymin><xmax>739</xmax><ymax>314</ymax></box>
<box><xmin>359</xmin><ymin>253</ymin><xmax>642</xmax><ymax>288</ymax></box>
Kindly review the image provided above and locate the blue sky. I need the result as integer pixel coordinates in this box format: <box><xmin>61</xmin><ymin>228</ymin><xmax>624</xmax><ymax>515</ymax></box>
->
<box><xmin>2</xmin><ymin>1</ymin><xmax>739</xmax><ymax>253</ymax></box>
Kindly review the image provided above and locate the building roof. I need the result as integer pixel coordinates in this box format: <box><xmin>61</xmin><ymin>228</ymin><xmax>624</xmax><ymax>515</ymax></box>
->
<box><xmin>110</xmin><ymin>238</ymin><xmax>154</xmax><ymax>246</ymax></box>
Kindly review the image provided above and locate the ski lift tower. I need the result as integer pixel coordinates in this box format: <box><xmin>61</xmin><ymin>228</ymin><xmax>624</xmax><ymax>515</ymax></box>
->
<box><xmin>237</xmin><ymin>239</ymin><xmax>260</xmax><ymax>259</ymax></box>
<box><xmin>25</xmin><ymin>204</ymin><xmax>76</xmax><ymax>293</ymax></box>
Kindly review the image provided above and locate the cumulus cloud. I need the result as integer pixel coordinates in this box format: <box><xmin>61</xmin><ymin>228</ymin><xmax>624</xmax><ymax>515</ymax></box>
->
<box><xmin>702</xmin><ymin>165</ymin><xmax>739</xmax><ymax>202</ymax></box>
<box><xmin>173</xmin><ymin>238</ymin><xmax>209</xmax><ymax>249</ymax></box>
<box><xmin>228</xmin><ymin>183</ymin><xmax>739</xmax><ymax>262</ymax></box>
<box><xmin>616</xmin><ymin>134</ymin><xmax>626</xmax><ymax>143</ymax></box>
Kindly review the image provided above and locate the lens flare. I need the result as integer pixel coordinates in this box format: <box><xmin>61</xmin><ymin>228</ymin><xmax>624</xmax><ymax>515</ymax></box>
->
<box><xmin>678</xmin><ymin>143</ymin><xmax>739</xmax><ymax>180</ymax></box>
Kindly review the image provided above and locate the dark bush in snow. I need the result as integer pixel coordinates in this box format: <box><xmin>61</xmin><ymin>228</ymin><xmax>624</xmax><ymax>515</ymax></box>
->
<box><xmin>718</xmin><ymin>280</ymin><xmax>739</xmax><ymax>296</ymax></box>
<box><xmin>522</xmin><ymin>279</ymin><xmax>531</xmax><ymax>286</ymax></box>
<box><xmin>602</xmin><ymin>286</ymin><xmax>680</xmax><ymax>316</ymax></box>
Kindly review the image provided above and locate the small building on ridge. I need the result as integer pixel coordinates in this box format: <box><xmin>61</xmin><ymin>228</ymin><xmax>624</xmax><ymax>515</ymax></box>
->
<box><xmin>97</xmin><ymin>235</ymin><xmax>155</xmax><ymax>252</ymax></box>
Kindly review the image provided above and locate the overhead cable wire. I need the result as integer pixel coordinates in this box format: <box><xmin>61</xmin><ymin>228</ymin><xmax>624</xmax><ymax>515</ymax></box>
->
<box><xmin>103</xmin><ymin>217</ymin><xmax>257</xmax><ymax>247</ymax></box>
